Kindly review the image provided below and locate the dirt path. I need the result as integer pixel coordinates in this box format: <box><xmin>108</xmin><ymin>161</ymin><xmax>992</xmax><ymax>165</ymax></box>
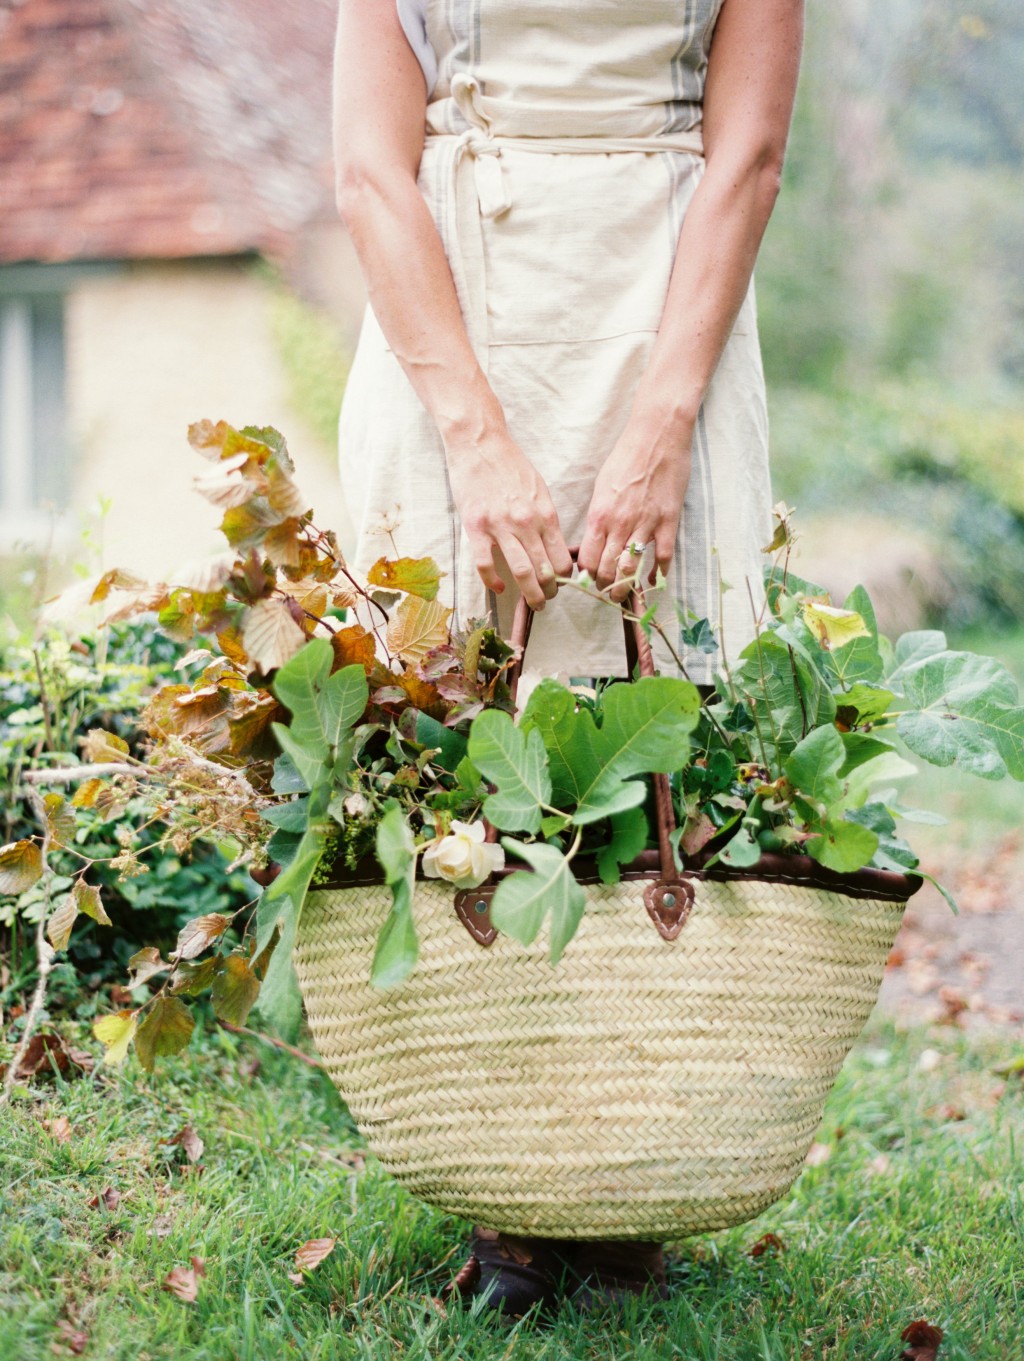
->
<box><xmin>877</xmin><ymin>830</ymin><xmax>1024</xmax><ymax>1030</ymax></box>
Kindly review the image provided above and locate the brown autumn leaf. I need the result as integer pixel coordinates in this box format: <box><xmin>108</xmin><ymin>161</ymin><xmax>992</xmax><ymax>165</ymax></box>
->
<box><xmin>134</xmin><ymin>997</ymin><xmax>195</xmax><ymax>1072</ymax></box>
<box><xmin>396</xmin><ymin>670</ymin><xmax>449</xmax><ymax>721</ymax></box>
<box><xmin>681</xmin><ymin>811</ymin><xmax>719</xmax><ymax>856</ymax></box>
<box><xmin>242</xmin><ymin>598</ymin><xmax>307</xmax><ymax>673</ymax></box>
<box><xmin>127</xmin><ymin>946</ymin><xmax>171</xmax><ymax>988</ymax></box>
<box><xmin>210</xmin><ymin>954</ymin><xmax>261</xmax><ymax>1026</ymax></box>
<box><xmin>81</xmin><ymin>729</ymin><xmax>130</xmax><ymax>763</ymax></box>
<box><xmin>263</xmin><ymin>519</ymin><xmax>304</xmax><ymax>569</ymax></box>
<box><xmin>46</xmin><ymin>892</ymin><xmax>79</xmax><ymax>952</ymax></box>
<box><xmin>41</xmin><ymin>1115</ymin><xmax>73</xmax><ymax>1143</ymax></box>
<box><xmin>3</xmin><ymin>1030</ymin><xmax>83</xmax><ymax>1081</ymax></box>
<box><xmin>87</xmin><ymin>1185</ymin><xmax>122</xmax><ymax>1212</ymax></box>
<box><xmin>0</xmin><ymin>839</ymin><xmax>44</xmax><ymax>894</ymax></box>
<box><xmin>386</xmin><ymin>594</ymin><xmax>452</xmax><ymax>666</ymax></box>
<box><xmin>89</xmin><ymin>567</ymin><xmax>148</xmax><ymax>603</ymax></box>
<box><xmin>174</xmin><ymin>912</ymin><xmax>232</xmax><ymax>961</ymax></box>
<box><xmin>168</xmin><ymin>955</ymin><xmax>220</xmax><ymax>997</ymax></box>
<box><xmin>70</xmin><ymin>777</ymin><xmax>106</xmax><ymax>809</ymax></box>
<box><xmin>53</xmin><ymin>1319</ymin><xmax>89</xmax><ymax>1355</ymax></box>
<box><xmin>747</xmin><ymin>1232</ymin><xmax>786</xmax><ymax>1258</ymax></box>
<box><xmin>900</xmin><ymin>1319</ymin><xmax>944</xmax><ymax>1361</ymax></box>
<box><xmin>804</xmin><ymin>1141</ymin><xmax>832</xmax><ymax>1166</ymax></box>
<box><xmin>294</xmin><ymin>1237</ymin><xmax>337</xmax><ymax>1273</ymax></box>
<box><xmin>164</xmin><ymin>1124</ymin><xmax>205</xmax><ymax>1163</ymax></box>
<box><xmin>161</xmin><ymin>1264</ymin><xmax>201</xmax><ymax>1303</ymax></box>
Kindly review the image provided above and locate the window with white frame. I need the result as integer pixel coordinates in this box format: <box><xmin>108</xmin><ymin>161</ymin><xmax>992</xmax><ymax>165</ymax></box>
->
<box><xmin>0</xmin><ymin>278</ymin><xmax>70</xmax><ymax>546</ymax></box>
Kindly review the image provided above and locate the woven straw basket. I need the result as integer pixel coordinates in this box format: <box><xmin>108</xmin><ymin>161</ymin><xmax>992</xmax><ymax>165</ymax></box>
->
<box><xmin>292</xmin><ymin>593</ymin><xmax>922</xmax><ymax>1240</ymax></box>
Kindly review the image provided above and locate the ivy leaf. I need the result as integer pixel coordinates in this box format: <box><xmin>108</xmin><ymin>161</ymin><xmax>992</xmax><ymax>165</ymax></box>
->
<box><xmin>492</xmin><ymin>839</ymin><xmax>586</xmax><ymax>965</ymax></box>
<box><xmin>468</xmin><ymin>710</ymin><xmax>552</xmax><ymax>834</ymax></box>
<box><xmin>0</xmin><ymin>839</ymin><xmax>43</xmax><ymax>895</ymax></box>
<box><xmin>92</xmin><ymin>1010</ymin><xmax>138</xmax><ymax>1066</ymax></box>
<box><xmin>272</xmin><ymin>639</ymin><xmax>368</xmax><ymax>753</ymax></box>
<box><xmin>897</xmin><ymin>651</ymin><xmax>1024</xmax><ymax>780</ymax></box>
<box><xmin>386</xmin><ymin>595</ymin><xmax>452</xmax><ymax>666</ymax></box>
<box><xmin>371</xmin><ymin>804</ymin><xmax>418</xmax><ymax>989</ymax></box>
<box><xmin>242</xmin><ymin>598</ymin><xmax>307</xmax><ymax>673</ymax></box>
<box><xmin>367</xmin><ymin>555</ymin><xmax>443</xmax><ymax>601</ymax></box>
<box><xmin>210</xmin><ymin>955</ymin><xmax>261</xmax><ymax>1026</ymax></box>
<box><xmin>135</xmin><ymin>996</ymin><xmax>195</xmax><ymax>1072</ymax></box>
<box><xmin>595</xmin><ymin>806</ymin><xmax>649</xmax><ymax>885</ymax></box>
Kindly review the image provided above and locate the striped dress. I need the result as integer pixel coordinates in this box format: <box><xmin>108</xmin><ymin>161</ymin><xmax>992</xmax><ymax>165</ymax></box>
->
<box><xmin>338</xmin><ymin>0</ymin><xmax>773</xmax><ymax>684</ymax></box>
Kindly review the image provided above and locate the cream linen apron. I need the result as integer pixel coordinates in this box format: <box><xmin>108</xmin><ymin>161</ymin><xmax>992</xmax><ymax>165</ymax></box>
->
<box><xmin>337</xmin><ymin>0</ymin><xmax>773</xmax><ymax>684</ymax></box>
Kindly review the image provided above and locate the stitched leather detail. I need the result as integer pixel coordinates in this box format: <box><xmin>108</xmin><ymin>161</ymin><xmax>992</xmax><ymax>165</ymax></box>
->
<box><xmin>453</xmin><ymin>885</ymin><xmax>499</xmax><ymax>945</ymax></box>
<box><xmin>643</xmin><ymin>877</ymin><xmax>695</xmax><ymax>940</ymax></box>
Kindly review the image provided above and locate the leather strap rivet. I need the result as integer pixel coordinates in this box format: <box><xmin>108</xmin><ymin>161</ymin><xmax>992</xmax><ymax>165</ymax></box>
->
<box><xmin>663</xmin><ymin>892</ymin><xmax>676</xmax><ymax>908</ymax></box>
<box><xmin>474</xmin><ymin>899</ymin><xmax>488</xmax><ymax>915</ymax></box>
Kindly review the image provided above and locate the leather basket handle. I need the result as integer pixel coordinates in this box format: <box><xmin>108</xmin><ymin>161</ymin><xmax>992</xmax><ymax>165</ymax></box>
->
<box><xmin>456</xmin><ymin>549</ymin><xmax>695</xmax><ymax>944</ymax></box>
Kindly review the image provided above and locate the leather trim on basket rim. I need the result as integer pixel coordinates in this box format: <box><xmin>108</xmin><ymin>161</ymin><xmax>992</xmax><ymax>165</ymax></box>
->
<box><xmin>314</xmin><ymin>847</ymin><xmax>923</xmax><ymax>904</ymax></box>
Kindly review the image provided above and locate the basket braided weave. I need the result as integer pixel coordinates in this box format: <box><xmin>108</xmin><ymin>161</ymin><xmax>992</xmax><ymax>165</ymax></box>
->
<box><xmin>293</xmin><ymin>870</ymin><xmax>906</xmax><ymax>1239</ymax></box>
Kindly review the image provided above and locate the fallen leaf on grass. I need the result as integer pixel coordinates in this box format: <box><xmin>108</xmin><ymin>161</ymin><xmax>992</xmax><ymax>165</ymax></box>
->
<box><xmin>41</xmin><ymin>1115</ymin><xmax>73</xmax><ymax>1143</ymax></box>
<box><xmin>87</xmin><ymin>1186</ymin><xmax>121</xmax><ymax>1211</ymax></box>
<box><xmin>867</xmin><ymin>1153</ymin><xmax>891</xmax><ymax>1175</ymax></box>
<box><xmin>900</xmin><ymin>1318</ymin><xmax>943</xmax><ymax>1360</ymax></box>
<box><xmin>161</xmin><ymin>1124</ymin><xmax>204</xmax><ymax>1162</ymax></box>
<box><xmin>747</xmin><ymin>1232</ymin><xmax>786</xmax><ymax>1257</ymax></box>
<box><xmin>53</xmin><ymin>1320</ymin><xmax>89</xmax><ymax>1355</ymax></box>
<box><xmin>161</xmin><ymin>1258</ymin><xmax>205</xmax><ymax>1303</ymax></box>
<box><xmin>804</xmin><ymin>1141</ymin><xmax>831</xmax><ymax>1166</ymax></box>
<box><xmin>146</xmin><ymin>1214</ymin><xmax>175</xmax><ymax>1240</ymax></box>
<box><xmin>294</xmin><ymin>1236</ymin><xmax>337</xmax><ymax>1274</ymax></box>
<box><xmin>936</xmin><ymin>985</ymin><xmax>969</xmax><ymax>1025</ymax></box>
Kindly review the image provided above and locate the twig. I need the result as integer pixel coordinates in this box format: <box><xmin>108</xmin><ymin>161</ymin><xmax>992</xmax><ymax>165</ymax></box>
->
<box><xmin>22</xmin><ymin>762</ymin><xmax>136</xmax><ymax>784</ymax></box>
<box><xmin>0</xmin><ymin>792</ymin><xmax>56</xmax><ymax>1113</ymax></box>
<box><xmin>215</xmin><ymin>1019</ymin><xmax>325</xmax><ymax>1069</ymax></box>
<box><xmin>31</xmin><ymin>648</ymin><xmax>56</xmax><ymax>753</ymax></box>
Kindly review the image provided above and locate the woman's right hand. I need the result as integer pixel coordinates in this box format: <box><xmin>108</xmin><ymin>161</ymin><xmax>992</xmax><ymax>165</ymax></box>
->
<box><xmin>443</xmin><ymin>421</ymin><xmax>573</xmax><ymax>611</ymax></box>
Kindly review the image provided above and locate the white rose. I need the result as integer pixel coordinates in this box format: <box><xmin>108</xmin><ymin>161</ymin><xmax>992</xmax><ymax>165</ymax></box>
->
<box><xmin>421</xmin><ymin>819</ymin><xmax>505</xmax><ymax>889</ymax></box>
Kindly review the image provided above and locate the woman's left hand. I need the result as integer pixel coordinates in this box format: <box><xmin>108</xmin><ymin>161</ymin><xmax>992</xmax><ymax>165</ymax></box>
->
<box><xmin>577</xmin><ymin>413</ymin><xmax>693</xmax><ymax>602</ymax></box>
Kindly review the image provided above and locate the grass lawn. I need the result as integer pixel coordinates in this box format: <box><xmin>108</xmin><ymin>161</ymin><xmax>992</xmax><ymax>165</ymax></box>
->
<box><xmin>1</xmin><ymin>1012</ymin><xmax>1021</xmax><ymax>1360</ymax></box>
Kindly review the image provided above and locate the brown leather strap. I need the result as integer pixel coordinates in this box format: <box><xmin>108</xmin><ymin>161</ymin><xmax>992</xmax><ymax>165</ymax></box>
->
<box><xmin>468</xmin><ymin>549</ymin><xmax>692</xmax><ymax>940</ymax></box>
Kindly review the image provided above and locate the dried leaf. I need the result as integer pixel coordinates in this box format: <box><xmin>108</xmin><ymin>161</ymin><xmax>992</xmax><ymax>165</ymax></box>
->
<box><xmin>81</xmin><ymin>729</ymin><xmax>130</xmax><ymax>764</ymax></box>
<box><xmin>42</xmin><ymin>1115</ymin><xmax>73</xmax><ymax>1143</ymax></box>
<box><xmin>74</xmin><ymin>880</ymin><xmax>111</xmax><ymax>926</ymax></box>
<box><xmin>71</xmin><ymin>778</ymin><xmax>106</xmax><ymax>809</ymax></box>
<box><xmin>89</xmin><ymin>568</ymin><xmax>148</xmax><ymax>603</ymax></box>
<box><xmin>747</xmin><ymin>1232</ymin><xmax>786</xmax><ymax>1258</ymax></box>
<box><xmin>264</xmin><ymin>519</ymin><xmax>304</xmax><ymax>569</ymax></box>
<box><xmin>161</xmin><ymin>1265</ymin><xmax>201</xmax><ymax>1303</ymax></box>
<box><xmin>168</xmin><ymin>955</ymin><xmax>220</xmax><ymax>996</ymax></box>
<box><xmin>92</xmin><ymin>1010</ymin><xmax>138</xmax><ymax>1066</ymax></box>
<box><xmin>173</xmin><ymin>551</ymin><xmax>238</xmax><ymax>594</ymax></box>
<box><xmin>46</xmin><ymin>892</ymin><xmax>79</xmax><ymax>952</ymax></box>
<box><xmin>0</xmin><ymin>839</ymin><xmax>43</xmax><ymax>894</ymax></box>
<box><xmin>330</xmin><ymin>623</ymin><xmax>377</xmax><ymax>673</ymax></box>
<box><xmin>43</xmin><ymin>793</ymin><xmax>76</xmax><ymax>847</ymax></box>
<box><xmin>165</xmin><ymin>1124</ymin><xmax>205</xmax><ymax>1163</ymax></box>
<box><xmin>294</xmin><ymin>1237</ymin><xmax>337</xmax><ymax>1272</ymax></box>
<box><xmin>804</xmin><ymin>1141</ymin><xmax>832</xmax><ymax>1166</ymax></box>
<box><xmin>87</xmin><ymin>1185</ymin><xmax>121</xmax><ymax>1211</ymax></box>
<box><xmin>127</xmin><ymin>946</ymin><xmax>170</xmax><ymax>988</ymax></box>
<box><xmin>242</xmin><ymin>599</ymin><xmax>307</xmax><ymax>673</ymax></box>
<box><xmin>135</xmin><ymin>997</ymin><xmax>195</xmax><ymax>1072</ymax></box>
<box><xmin>368</xmin><ymin>555</ymin><xmax>444</xmax><ymax>601</ymax></box>
<box><xmin>900</xmin><ymin>1319</ymin><xmax>944</xmax><ymax>1361</ymax></box>
<box><xmin>386</xmin><ymin>595</ymin><xmax>452</xmax><ymax>666</ymax></box>
<box><xmin>174</xmin><ymin>913</ymin><xmax>232</xmax><ymax>961</ymax></box>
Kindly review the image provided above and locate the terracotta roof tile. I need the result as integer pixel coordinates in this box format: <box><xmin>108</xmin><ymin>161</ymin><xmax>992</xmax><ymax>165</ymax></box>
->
<box><xmin>0</xmin><ymin>0</ymin><xmax>337</xmax><ymax>264</ymax></box>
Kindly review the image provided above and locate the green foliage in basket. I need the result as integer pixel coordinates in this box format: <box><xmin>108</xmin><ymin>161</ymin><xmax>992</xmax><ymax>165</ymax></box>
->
<box><xmin>5</xmin><ymin>423</ymin><xmax>1024</xmax><ymax>1067</ymax></box>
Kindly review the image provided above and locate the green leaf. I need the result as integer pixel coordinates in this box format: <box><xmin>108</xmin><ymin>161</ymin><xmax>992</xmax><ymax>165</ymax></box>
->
<box><xmin>371</xmin><ymin>804</ymin><xmax>418</xmax><ymax>990</ymax></box>
<box><xmin>467</xmin><ymin>710</ymin><xmax>552</xmax><ymax>833</ymax></box>
<box><xmin>846</xmin><ymin>802</ymin><xmax>919</xmax><ymax>871</ymax></box>
<box><xmin>783</xmin><ymin>725</ymin><xmax>846</xmax><ymax>809</ymax></box>
<box><xmin>270</xmin><ymin>722</ymin><xmax>330</xmax><ymax>791</ymax></box>
<box><xmin>718</xmin><ymin>823</ymin><xmax>762</xmax><ymax>867</ymax></box>
<box><xmin>838</xmin><ymin>732</ymin><xmax>897</xmax><ymax>776</ymax></box>
<box><xmin>260</xmin><ymin>798</ymin><xmax>310</xmax><ymax>833</ymax></box>
<box><xmin>735</xmin><ymin>631</ymin><xmax>837</xmax><ymax>765</ymax></box>
<box><xmin>595</xmin><ymin>806</ymin><xmax>649</xmax><ymax>885</ymax></box>
<box><xmin>272</xmin><ymin>639</ymin><xmax>368</xmax><ymax>754</ymax></box>
<box><xmin>367</xmin><ymin>555</ymin><xmax>443</xmax><ymax>601</ymax></box>
<box><xmin>834</xmin><ymin>585</ymin><xmax>885</xmax><ymax>682</ymax></box>
<box><xmin>885</xmin><ymin>630</ymin><xmax>948</xmax><ymax>691</ymax></box>
<box><xmin>413</xmin><ymin>709</ymin><xmax>468</xmax><ymax>773</ymax></box>
<box><xmin>805</xmin><ymin>814</ymin><xmax>879</xmax><ymax>873</ymax></box>
<box><xmin>897</xmin><ymin>651</ymin><xmax>1024</xmax><ymax>780</ymax></box>
<box><xmin>492</xmin><ymin>839</ymin><xmax>586</xmax><ymax>965</ymax></box>
<box><xmin>834</xmin><ymin>681</ymin><xmax>896</xmax><ymax>726</ymax></box>
<box><xmin>838</xmin><ymin>750</ymin><xmax>919</xmax><ymax>811</ymax></box>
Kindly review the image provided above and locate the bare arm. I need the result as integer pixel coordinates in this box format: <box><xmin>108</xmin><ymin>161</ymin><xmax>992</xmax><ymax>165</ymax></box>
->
<box><xmin>333</xmin><ymin>0</ymin><xmax>571</xmax><ymax>608</ymax></box>
<box><xmin>578</xmin><ymin>0</ymin><xmax>804</xmax><ymax>596</ymax></box>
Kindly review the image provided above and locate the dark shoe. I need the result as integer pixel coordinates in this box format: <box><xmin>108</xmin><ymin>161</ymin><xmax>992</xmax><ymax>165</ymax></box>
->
<box><xmin>566</xmin><ymin>1238</ymin><xmax>669</xmax><ymax>1308</ymax></box>
<box><xmin>442</xmin><ymin>1226</ymin><xmax>575</xmax><ymax>1318</ymax></box>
